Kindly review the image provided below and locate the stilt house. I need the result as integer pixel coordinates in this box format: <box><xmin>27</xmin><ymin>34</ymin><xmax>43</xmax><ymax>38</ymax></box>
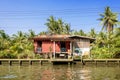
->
<box><xmin>32</xmin><ymin>35</ymin><xmax>95</xmax><ymax>59</ymax></box>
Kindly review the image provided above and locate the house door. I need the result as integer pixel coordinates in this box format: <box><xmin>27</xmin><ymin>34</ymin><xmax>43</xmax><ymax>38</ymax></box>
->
<box><xmin>60</xmin><ymin>42</ymin><xmax>66</xmax><ymax>52</ymax></box>
<box><xmin>37</xmin><ymin>41</ymin><xmax>42</xmax><ymax>53</ymax></box>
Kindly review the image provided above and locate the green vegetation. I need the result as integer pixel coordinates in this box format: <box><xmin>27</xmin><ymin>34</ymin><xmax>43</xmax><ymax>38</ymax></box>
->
<box><xmin>45</xmin><ymin>16</ymin><xmax>71</xmax><ymax>35</ymax></box>
<box><xmin>0</xmin><ymin>30</ymin><xmax>35</xmax><ymax>59</ymax></box>
<box><xmin>0</xmin><ymin>6</ymin><xmax>120</xmax><ymax>59</ymax></box>
<box><xmin>92</xmin><ymin>6</ymin><xmax>120</xmax><ymax>59</ymax></box>
<box><xmin>98</xmin><ymin>7</ymin><xmax>119</xmax><ymax>33</ymax></box>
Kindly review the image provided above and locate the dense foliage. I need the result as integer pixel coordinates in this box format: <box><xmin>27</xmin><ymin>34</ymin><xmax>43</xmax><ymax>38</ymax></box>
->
<box><xmin>0</xmin><ymin>30</ymin><xmax>35</xmax><ymax>59</ymax></box>
<box><xmin>92</xmin><ymin>6</ymin><xmax>120</xmax><ymax>59</ymax></box>
<box><xmin>45</xmin><ymin>16</ymin><xmax>71</xmax><ymax>35</ymax></box>
<box><xmin>98</xmin><ymin>7</ymin><xmax>119</xmax><ymax>33</ymax></box>
<box><xmin>91</xmin><ymin>29</ymin><xmax>120</xmax><ymax>59</ymax></box>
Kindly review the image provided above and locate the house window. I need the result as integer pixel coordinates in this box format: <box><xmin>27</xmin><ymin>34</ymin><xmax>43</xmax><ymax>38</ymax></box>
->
<box><xmin>38</xmin><ymin>41</ymin><xmax>42</xmax><ymax>47</ymax></box>
<box><xmin>60</xmin><ymin>42</ymin><xmax>66</xmax><ymax>52</ymax></box>
<box><xmin>37</xmin><ymin>41</ymin><xmax>42</xmax><ymax>53</ymax></box>
<box><xmin>37</xmin><ymin>47</ymin><xmax>42</xmax><ymax>53</ymax></box>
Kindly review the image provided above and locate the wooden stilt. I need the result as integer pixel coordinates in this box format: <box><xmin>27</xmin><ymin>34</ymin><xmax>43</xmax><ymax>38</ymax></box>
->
<box><xmin>9</xmin><ymin>61</ymin><xmax>12</xmax><ymax>66</ymax></box>
<box><xmin>29</xmin><ymin>60</ymin><xmax>32</xmax><ymax>65</ymax></box>
<box><xmin>39</xmin><ymin>60</ymin><xmax>42</xmax><ymax>65</ymax></box>
<box><xmin>106</xmin><ymin>60</ymin><xmax>108</xmax><ymax>65</ymax></box>
<box><xmin>19</xmin><ymin>61</ymin><xmax>22</xmax><ymax>66</ymax></box>
<box><xmin>95</xmin><ymin>61</ymin><xmax>97</xmax><ymax>65</ymax></box>
<box><xmin>117</xmin><ymin>60</ymin><xmax>119</xmax><ymax>65</ymax></box>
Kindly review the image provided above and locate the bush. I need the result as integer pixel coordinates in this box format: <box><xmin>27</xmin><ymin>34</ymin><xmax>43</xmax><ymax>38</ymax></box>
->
<box><xmin>6</xmin><ymin>53</ymin><xmax>17</xmax><ymax>59</ymax></box>
<box><xmin>91</xmin><ymin>47</ymin><xmax>113</xmax><ymax>59</ymax></box>
<box><xmin>18</xmin><ymin>53</ymin><xmax>28</xmax><ymax>59</ymax></box>
<box><xmin>18</xmin><ymin>52</ymin><xmax>35</xmax><ymax>59</ymax></box>
<box><xmin>0</xmin><ymin>51</ymin><xmax>17</xmax><ymax>59</ymax></box>
<box><xmin>35</xmin><ymin>54</ymin><xmax>43</xmax><ymax>59</ymax></box>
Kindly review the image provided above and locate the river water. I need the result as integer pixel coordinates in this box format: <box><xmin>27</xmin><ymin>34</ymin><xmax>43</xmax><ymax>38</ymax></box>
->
<box><xmin>0</xmin><ymin>64</ymin><xmax>120</xmax><ymax>80</ymax></box>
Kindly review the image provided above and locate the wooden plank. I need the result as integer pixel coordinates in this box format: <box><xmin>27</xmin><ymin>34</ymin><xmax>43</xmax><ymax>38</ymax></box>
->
<box><xmin>0</xmin><ymin>59</ymin><xmax>49</xmax><ymax>65</ymax></box>
<box><xmin>0</xmin><ymin>59</ymin><xmax>120</xmax><ymax>65</ymax></box>
<box><xmin>50</xmin><ymin>59</ymin><xmax>73</xmax><ymax>62</ymax></box>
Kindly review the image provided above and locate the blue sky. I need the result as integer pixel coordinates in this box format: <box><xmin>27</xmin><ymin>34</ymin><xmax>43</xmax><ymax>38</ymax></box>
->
<box><xmin>0</xmin><ymin>0</ymin><xmax>120</xmax><ymax>35</ymax></box>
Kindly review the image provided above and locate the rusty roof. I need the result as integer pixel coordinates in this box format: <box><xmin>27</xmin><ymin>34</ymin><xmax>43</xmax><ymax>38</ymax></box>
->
<box><xmin>32</xmin><ymin>35</ymin><xmax>71</xmax><ymax>41</ymax></box>
<box><xmin>32</xmin><ymin>35</ymin><xmax>95</xmax><ymax>42</ymax></box>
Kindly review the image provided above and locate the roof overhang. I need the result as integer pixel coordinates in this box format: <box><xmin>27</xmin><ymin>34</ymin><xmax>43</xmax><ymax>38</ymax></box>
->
<box><xmin>32</xmin><ymin>35</ymin><xmax>95</xmax><ymax>42</ymax></box>
<box><xmin>68</xmin><ymin>35</ymin><xmax>95</xmax><ymax>43</ymax></box>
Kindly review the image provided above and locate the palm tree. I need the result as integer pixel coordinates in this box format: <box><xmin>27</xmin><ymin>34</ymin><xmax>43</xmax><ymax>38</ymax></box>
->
<box><xmin>39</xmin><ymin>31</ymin><xmax>46</xmax><ymax>35</ymax></box>
<box><xmin>0</xmin><ymin>30</ymin><xmax>14</xmax><ymax>58</ymax></box>
<box><xmin>10</xmin><ymin>31</ymin><xmax>35</xmax><ymax>58</ymax></box>
<box><xmin>78</xmin><ymin>29</ymin><xmax>86</xmax><ymax>36</ymax></box>
<box><xmin>45</xmin><ymin>16</ymin><xmax>71</xmax><ymax>35</ymax></box>
<box><xmin>114</xmin><ymin>28</ymin><xmax>120</xmax><ymax>37</ymax></box>
<box><xmin>89</xmin><ymin>28</ymin><xmax>96</xmax><ymax>38</ymax></box>
<box><xmin>96</xmin><ymin>31</ymin><xmax>107</xmax><ymax>47</ymax></box>
<box><xmin>57</xmin><ymin>18</ymin><xmax>64</xmax><ymax>34</ymax></box>
<box><xmin>64</xmin><ymin>24</ymin><xmax>71</xmax><ymax>34</ymax></box>
<box><xmin>11</xmin><ymin>31</ymin><xmax>26</xmax><ymax>54</ymax></box>
<box><xmin>99</xmin><ymin>6</ymin><xmax>119</xmax><ymax>33</ymax></box>
<box><xmin>0</xmin><ymin>30</ymin><xmax>10</xmax><ymax>50</ymax></box>
<box><xmin>98</xmin><ymin>6</ymin><xmax>119</xmax><ymax>54</ymax></box>
<box><xmin>45</xmin><ymin>16</ymin><xmax>57</xmax><ymax>34</ymax></box>
<box><xmin>28</xmin><ymin>29</ymin><xmax>35</xmax><ymax>38</ymax></box>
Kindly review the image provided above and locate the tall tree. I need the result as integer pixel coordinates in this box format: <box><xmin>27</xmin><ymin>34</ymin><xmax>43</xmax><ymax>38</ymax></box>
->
<box><xmin>28</xmin><ymin>29</ymin><xmax>35</xmax><ymax>38</ymax></box>
<box><xmin>88</xmin><ymin>28</ymin><xmax>96</xmax><ymax>38</ymax></box>
<box><xmin>45</xmin><ymin>16</ymin><xmax>71</xmax><ymax>34</ymax></box>
<box><xmin>99</xmin><ymin>6</ymin><xmax>119</xmax><ymax>33</ymax></box>
<box><xmin>11</xmin><ymin>31</ymin><xmax>26</xmax><ymax>53</ymax></box>
<box><xmin>64</xmin><ymin>24</ymin><xmax>71</xmax><ymax>34</ymax></box>
<box><xmin>45</xmin><ymin>16</ymin><xmax>58</xmax><ymax>34</ymax></box>
<box><xmin>57</xmin><ymin>18</ymin><xmax>64</xmax><ymax>34</ymax></box>
<box><xmin>96</xmin><ymin>31</ymin><xmax>107</xmax><ymax>47</ymax></box>
<box><xmin>39</xmin><ymin>31</ymin><xmax>46</xmax><ymax>35</ymax></box>
<box><xmin>114</xmin><ymin>28</ymin><xmax>120</xmax><ymax>37</ymax></box>
<box><xmin>73</xmin><ymin>29</ymin><xmax>86</xmax><ymax>36</ymax></box>
<box><xmin>0</xmin><ymin>30</ymin><xmax>10</xmax><ymax>50</ymax></box>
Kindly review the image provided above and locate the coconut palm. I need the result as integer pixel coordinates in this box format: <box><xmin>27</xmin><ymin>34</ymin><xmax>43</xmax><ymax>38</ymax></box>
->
<box><xmin>0</xmin><ymin>30</ymin><xmax>10</xmax><ymax>50</ymax></box>
<box><xmin>112</xmin><ymin>28</ymin><xmax>120</xmax><ymax>48</ymax></box>
<box><xmin>11</xmin><ymin>31</ymin><xmax>26</xmax><ymax>54</ymax></box>
<box><xmin>0</xmin><ymin>30</ymin><xmax>14</xmax><ymax>58</ymax></box>
<box><xmin>99</xmin><ymin>6</ymin><xmax>119</xmax><ymax>33</ymax></box>
<box><xmin>114</xmin><ymin>28</ymin><xmax>120</xmax><ymax>37</ymax></box>
<box><xmin>64</xmin><ymin>24</ymin><xmax>71</xmax><ymax>34</ymax></box>
<box><xmin>10</xmin><ymin>31</ymin><xmax>35</xmax><ymax>58</ymax></box>
<box><xmin>78</xmin><ymin>29</ymin><xmax>86</xmax><ymax>36</ymax></box>
<box><xmin>73</xmin><ymin>29</ymin><xmax>86</xmax><ymax>36</ymax></box>
<box><xmin>45</xmin><ymin>16</ymin><xmax>57</xmax><ymax>34</ymax></box>
<box><xmin>89</xmin><ymin>28</ymin><xmax>96</xmax><ymax>38</ymax></box>
<box><xmin>39</xmin><ymin>31</ymin><xmax>46</xmax><ymax>35</ymax></box>
<box><xmin>57</xmin><ymin>18</ymin><xmax>64</xmax><ymax>34</ymax></box>
<box><xmin>45</xmin><ymin>16</ymin><xmax>71</xmax><ymax>34</ymax></box>
<box><xmin>28</xmin><ymin>29</ymin><xmax>35</xmax><ymax>38</ymax></box>
<box><xmin>96</xmin><ymin>31</ymin><xmax>107</xmax><ymax>47</ymax></box>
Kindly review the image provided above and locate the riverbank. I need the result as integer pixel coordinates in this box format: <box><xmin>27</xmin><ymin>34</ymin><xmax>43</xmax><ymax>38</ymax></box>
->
<box><xmin>0</xmin><ymin>59</ymin><xmax>120</xmax><ymax>65</ymax></box>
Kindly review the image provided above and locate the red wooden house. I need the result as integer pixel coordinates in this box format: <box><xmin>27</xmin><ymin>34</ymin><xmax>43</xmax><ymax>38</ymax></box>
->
<box><xmin>32</xmin><ymin>35</ymin><xmax>95</xmax><ymax>59</ymax></box>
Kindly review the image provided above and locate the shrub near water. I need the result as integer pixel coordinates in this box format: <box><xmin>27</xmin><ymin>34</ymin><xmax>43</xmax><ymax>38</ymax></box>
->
<box><xmin>91</xmin><ymin>46</ymin><xmax>120</xmax><ymax>59</ymax></box>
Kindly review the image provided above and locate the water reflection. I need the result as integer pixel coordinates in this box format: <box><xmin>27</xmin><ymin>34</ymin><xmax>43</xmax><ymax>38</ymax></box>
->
<box><xmin>0</xmin><ymin>75</ymin><xmax>17</xmax><ymax>79</ymax></box>
<box><xmin>0</xmin><ymin>64</ymin><xmax>120</xmax><ymax>80</ymax></box>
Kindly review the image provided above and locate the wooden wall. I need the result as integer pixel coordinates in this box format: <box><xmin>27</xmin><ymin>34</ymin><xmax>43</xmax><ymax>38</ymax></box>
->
<box><xmin>34</xmin><ymin>40</ymin><xmax>70</xmax><ymax>53</ymax></box>
<box><xmin>74</xmin><ymin>39</ymin><xmax>90</xmax><ymax>48</ymax></box>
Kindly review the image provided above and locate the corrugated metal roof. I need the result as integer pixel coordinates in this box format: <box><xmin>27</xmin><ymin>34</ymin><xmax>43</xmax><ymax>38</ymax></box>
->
<box><xmin>32</xmin><ymin>35</ymin><xmax>95</xmax><ymax>42</ymax></box>
<box><xmin>33</xmin><ymin>35</ymin><xmax>69</xmax><ymax>40</ymax></box>
<box><xmin>69</xmin><ymin>35</ymin><xmax>95</xmax><ymax>40</ymax></box>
